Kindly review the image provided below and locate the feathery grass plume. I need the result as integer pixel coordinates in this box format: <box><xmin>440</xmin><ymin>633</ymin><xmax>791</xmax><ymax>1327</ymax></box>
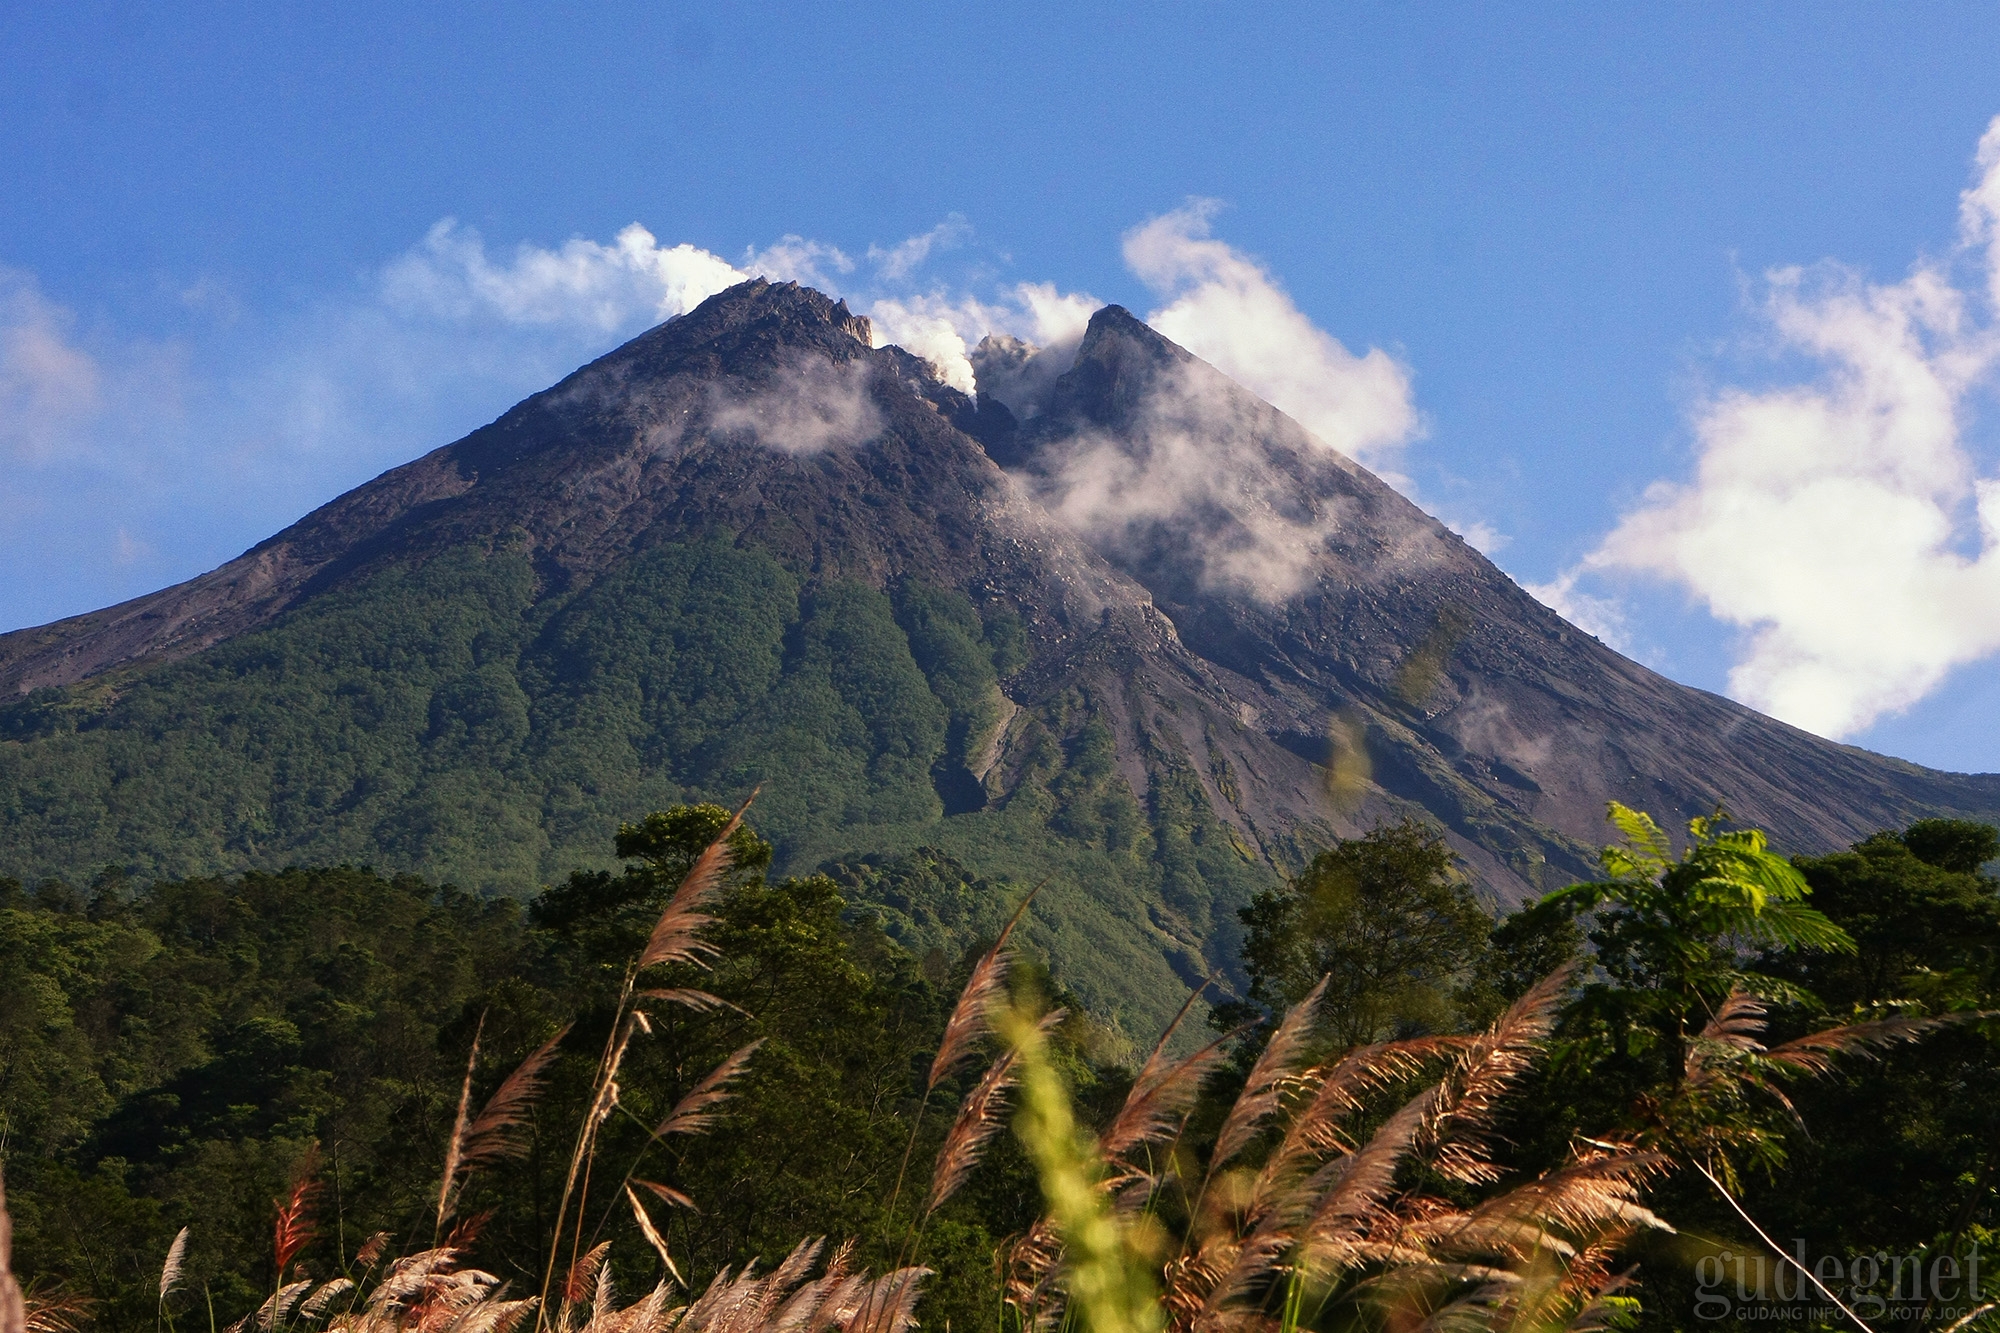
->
<box><xmin>354</xmin><ymin>1233</ymin><xmax>391</xmax><ymax>1269</ymax></box>
<box><xmin>274</xmin><ymin>1144</ymin><xmax>323</xmax><ymax>1278</ymax></box>
<box><xmin>634</xmin><ymin>988</ymin><xmax>735</xmax><ymax>1014</ymax></box>
<box><xmin>1003</xmin><ymin>1001</ymin><xmax>1162</xmax><ymax>1333</ymax></box>
<box><xmin>762</xmin><ymin>1239</ymin><xmax>826</xmax><ymax>1324</ymax></box>
<box><xmin>19</xmin><ymin>1287</ymin><xmax>92</xmax><ymax>1333</ymax></box>
<box><xmin>590</xmin><ymin>1258</ymin><xmax>615</xmax><ymax>1330</ymax></box>
<box><xmin>1425</xmin><ymin>967</ymin><xmax>1571</xmax><ymax>1185</ymax></box>
<box><xmin>674</xmin><ymin>1248</ymin><xmax>904</xmax><ymax>1333</ymax></box>
<box><xmin>1189</xmin><ymin>1087</ymin><xmax>1436</xmax><ymax>1324</ymax></box>
<box><xmin>1690</xmin><ymin>988</ymin><xmax>1769</xmax><ymax>1059</ymax></box>
<box><xmin>1436</xmin><ymin>1145</ymin><xmax>1669</xmax><ymax>1258</ymax></box>
<box><xmin>843</xmin><ymin>1268</ymin><xmax>932</xmax><ymax>1333</ymax></box>
<box><xmin>637</xmin><ymin>791</ymin><xmax>756</xmax><ymax>973</ymax></box>
<box><xmin>1266</xmin><ymin>1036</ymin><xmax>1464</xmax><ymax>1178</ymax></box>
<box><xmin>926</xmin><ymin>1010</ymin><xmax>1066</xmax><ymax>1216</ymax></box>
<box><xmin>993</xmin><ymin>966</ymin><xmax>1679</xmax><ymax>1333</ymax></box>
<box><xmin>651</xmin><ymin>1041</ymin><xmax>764</xmax><ymax>1140</ymax></box>
<box><xmin>1208</xmin><ymin>976</ymin><xmax>1328</xmax><ymax>1172</ymax></box>
<box><xmin>1001</xmin><ymin>1218</ymin><xmax>1067</xmax><ymax>1333</ymax></box>
<box><xmin>618</xmin><ymin>1281</ymin><xmax>674</xmax><ymax>1333</ymax></box>
<box><xmin>253</xmin><ymin>1281</ymin><xmax>312</xmax><ymax>1331</ymax></box>
<box><xmin>1756</xmin><ymin>1008</ymin><xmax>1966</xmax><ymax>1076</ymax></box>
<box><xmin>562</xmin><ymin>1244</ymin><xmax>612</xmax><ymax>1311</ymax></box>
<box><xmin>159</xmin><ymin>1226</ymin><xmax>191</xmax><ymax>1303</ymax></box>
<box><xmin>679</xmin><ymin>1263</ymin><xmax>750</xmax><ymax>1332</ymax></box>
<box><xmin>335</xmin><ymin>1246</ymin><xmax>535</xmax><ymax>1333</ymax></box>
<box><xmin>439</xmin><ymin>1016</ymin><xmax>488</xmax><ymax>1230</ymax></box>
<box><xmin>1669</xmin><ymin>988</ymin><xmax>1977</xmax><ymax>1192</ymax></box>
<box><xmin>768</xmin><ymin>1241</ymin><xmax>847</xmax><ymax>1333</ymax></box>
<box><xmin>362</xmin><ymin>1248</ymin><xmax>458</xmax><ymax>1309</ymax></box>
<box><xmin>451</xmin><ymin>1025</ymin><xmax>572</xmax><ymax>1191</ymax></box>
<box><xmin>542</xmin><ymin>795</ymin><xmax>755</xmax><ymax>1329</ymax></box>
<box><xmin>1117</xmin><ymin>981</ymin><xmax>1209</xmax><ymax>1111</ymax></box>
<box><xmin>297</xmin><ymin>1280</ymin><xmax>352</xmax><ymax>1320</ymax></box>
<box><xmin>1101</xmin><ymin>1029</ymin><xmax>1238</xmax><ymax>1167</ymax></box>
<box><xmin>0</xmin><ymin>1168</ymin><xmax>25</xmax><ymax>1333</ymax></box>
<box><xmin>927</xmin><ymin>882</ymin><xmax>1043</xmax><ymax>1093</ymax></box>
<box><xmin>624</xmin><ymin>1188</ymin><xmax>684</xmax><ymax>1287</ymax></box>
<box><xmin>1298</xmin><ymin>1087</ymin><xmax>1436</xmax><ymax>1266</ymax></box>
<box><xmin>884</xmin><ymin>879</ymin><xmax>1047</xmax><ymax>1224</ymax></box>
<box><xmin>925</xmin><ymin>1049</ymin><xmax>1022</xmax><ymax>1218</ymax></box>
<box><xmin>445</xmin><ymin>1212</ymin><xmax>494</xmax><ymax>1258</ymax></box>
<box><xmin>632</xmin><ymin>1180</ymin><xmax>696</xmax><ymax>1211</ymax></box>
<box><xmin>1101</xmin><ymin>978</ymin><xmax>1238</xmax><ymax>1169</ymax></box>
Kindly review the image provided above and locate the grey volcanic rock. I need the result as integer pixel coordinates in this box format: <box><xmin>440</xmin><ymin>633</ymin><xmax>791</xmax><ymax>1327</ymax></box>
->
<box><xmin>3</xmin><ymin>278</ymin><xmax>1996</xmax><ymax>925</ymax></box>
<box><xmin>1000</xmin><ymin>305</ymin><xmax>2000</xmax><ymax>887</ymax></box>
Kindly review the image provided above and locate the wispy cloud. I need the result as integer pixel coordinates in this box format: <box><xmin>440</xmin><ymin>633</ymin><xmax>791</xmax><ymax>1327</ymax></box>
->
<box><xmin>1</xmin><ymin>270</ymin><xmax>105</xmax><ymax>463</ymax></box>
<box><xmin>707</xmin><ymin>355</ymin><xmax>883</xmax><ymax>455</ymax></box>
<box><xmin>867</xmin><ymin>215</ymin><xmax>972</xmax><ymax>282</ymax></box>
<box><xmin>1543</xmin><ymin>115</ymin><xmax>2000</xmax><ymax>739</ymax></box>
<box><xmin>741</xmin><ymin>235</ymin><xmax>854</xmax><ymax>291</ymax></box>
<box><xmin>0</xmin><ymin>226</ymin><xmax>751</xmax><ymax>630</ymax></box>
<box><xmin>1524</xmin><ymin>568</ymin><xmax>1632</xmax><ymax>653</ymax></box>
<box><xmin>1024</xmin><ymin>356</ymin><xmax>1379</xmax><ymax>602</ymax></box>
<box><xmin>1125</xmin><ymin>200</ymin><xmax>1420</xmax><ymax>469</ymax></box>
<box><xmin>974</xmin><ymin>203</ymin><xmax>1440</xmax><ymax>604</ymax></box>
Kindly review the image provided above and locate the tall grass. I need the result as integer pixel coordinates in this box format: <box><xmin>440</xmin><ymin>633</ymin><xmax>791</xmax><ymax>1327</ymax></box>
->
<box><xmin>991</xmin><ymin>969</ymin><xmax>1668</xmax><ymax>1333</ymax></box>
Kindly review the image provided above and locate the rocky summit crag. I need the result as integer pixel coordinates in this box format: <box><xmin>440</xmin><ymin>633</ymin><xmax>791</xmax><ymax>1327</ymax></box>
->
<box><xmin>3</xmin><ymin>279</ymin><xmax>1996</xmax><ymax>1033</ymax></box>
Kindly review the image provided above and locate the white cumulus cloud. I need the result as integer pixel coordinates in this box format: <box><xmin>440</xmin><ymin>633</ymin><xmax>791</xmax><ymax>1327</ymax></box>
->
<box><xmin>1551</xmin><ymin>114</ymin><xmax>2000</xmax><ymax>739</ymax></box>
<box><xmin>1125</xmin><ymin>200</ymin><xmax>1420</xmax><ymax>469</ymax></box>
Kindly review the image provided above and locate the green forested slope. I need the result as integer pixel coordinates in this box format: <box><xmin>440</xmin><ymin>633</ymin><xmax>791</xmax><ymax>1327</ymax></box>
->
<box><xmin>0</xmin><ymin>538</ymin><xmax>1273</xmax><ymax>1034</ymax></box>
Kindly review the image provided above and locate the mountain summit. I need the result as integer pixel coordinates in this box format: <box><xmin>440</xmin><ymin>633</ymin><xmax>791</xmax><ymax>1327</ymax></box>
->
<box><xmin>3</xmin><ymin>279</ymin><xmax>1994</xmax><ymax>1030</ymax></box>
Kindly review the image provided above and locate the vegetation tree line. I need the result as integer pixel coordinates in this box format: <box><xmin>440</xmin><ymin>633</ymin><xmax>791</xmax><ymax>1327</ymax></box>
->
<box><xmin>1</xmin><ymin>801</ymin><xmax>1995</xmax><ymax>1333</ymax></box>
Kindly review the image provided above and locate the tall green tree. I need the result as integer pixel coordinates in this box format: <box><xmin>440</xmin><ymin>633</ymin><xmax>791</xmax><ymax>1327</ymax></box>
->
<box><xmin>1227</xmin><ymin>820</ymin><xmax>1491</xmax><ymax>1047</ymax></box>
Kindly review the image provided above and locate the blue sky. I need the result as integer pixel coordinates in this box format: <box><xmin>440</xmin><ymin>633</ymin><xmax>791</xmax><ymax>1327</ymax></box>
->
<box><xmin>7</xmin><ymin>2</ymin><xmax>2000</xmax><ymax>772</ymax></box>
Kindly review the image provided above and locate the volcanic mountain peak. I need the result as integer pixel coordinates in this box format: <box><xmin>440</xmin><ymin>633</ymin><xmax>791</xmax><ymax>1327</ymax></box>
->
<box><xmin>1</xmin><ymin>278</ymin><xmax>1995</xmax><ymax>1032</ymax></box>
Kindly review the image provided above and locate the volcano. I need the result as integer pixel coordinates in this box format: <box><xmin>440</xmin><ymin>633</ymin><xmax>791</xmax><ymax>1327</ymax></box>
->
<box><xmin>3</xmin><ymin>279</ymin><xmax>1994</xmax><ymax>1031</ymax></box>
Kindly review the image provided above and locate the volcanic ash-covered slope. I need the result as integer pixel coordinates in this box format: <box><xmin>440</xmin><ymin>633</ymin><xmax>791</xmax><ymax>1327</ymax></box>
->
<box><xmin>980</xmin><ymin>304</ymin><xmax>2000</xmax><ymax>880</ymax></box>
<box><xmin>1</xmin><ymin>279</ymin><xmax>1995</xmax><ymax>1032</ymax></box>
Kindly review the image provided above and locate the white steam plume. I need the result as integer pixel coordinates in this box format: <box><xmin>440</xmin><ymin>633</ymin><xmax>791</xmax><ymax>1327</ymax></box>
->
<box><xmin>1547</xmin><ymin>114</ymin><xmax>2000</xmax><ymax>739</ymax></box>
<box><xmin>707</xmin><ymin>356</ymin><xmax>883</xmax><ymax>455</ymax></box>
<box><xmin>1124</xmin><ymin>200</ymin><xmax>1419</xmax><ymax>468</ymax></box>
<box><xmin>865</xmin><ymin>283</ymin><xmax>1100</xmax><ymax>396</ymax></box>
<box><xmin>382</xmin><ymin>221</ymin><xmax>746</xmax><ymax>331</ymax></box>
